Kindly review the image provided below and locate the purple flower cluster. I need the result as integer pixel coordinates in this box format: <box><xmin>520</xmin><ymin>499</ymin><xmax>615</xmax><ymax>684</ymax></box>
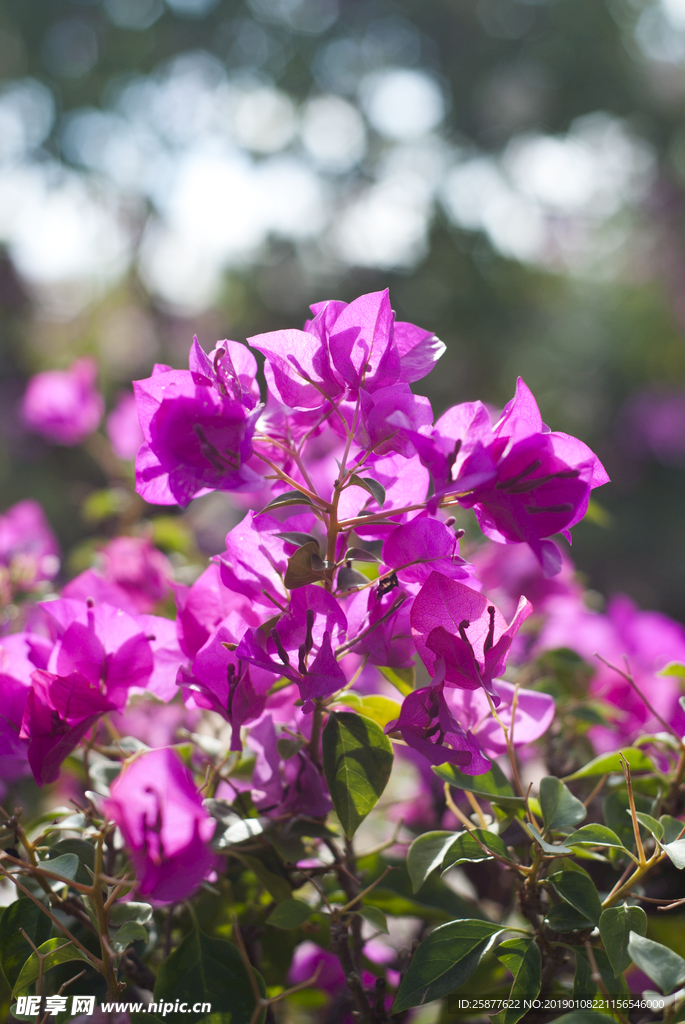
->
<box><xmin>4</xmin><ymin>289</ymin><xmax>626</xmax><ymax>904</ymax></box>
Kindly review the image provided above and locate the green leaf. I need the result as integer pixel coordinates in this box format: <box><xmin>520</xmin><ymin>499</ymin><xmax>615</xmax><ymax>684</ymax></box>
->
<box><xmin>111</xmin><ymin>921</ymin><xmax>149</xmax><ymax>953</ymax></box>
<box><xmin>604</xmin><ymin>789</ymin><xmax>652</xmax><ymax>854</ymax></box>
<box><xmin>82</xmin><ymin>488</ymin><xmax>128</xmax><ymax>523</ymax></box>
<box><xmin>407</xmin><ymin>831</ymin><xmax>457</xmax><ymax>892</ymax></box>
<box><xmin>659</xmin><ymin>661</ymin><xmax>685</xmax><ymax>678</ymax></box>
<box><xmin>49</xmin><ymin>839</ymin><xmax>95</xmax><ymax>886</ymax></box>
<box><xmin>337</xmin><ymin>565</ymin><xmax>369</xmax><ymax>590</ymax></box>
<box><xmin>266</xmin><ymin>899</ymin><xmax>312</xmax><ymax>929</ymax></box>
<box><xmin>662</xmin><ymin>839</ymin><xmax>685</xmax><ymax>869</ymax></box>
<box><xmin>322</xmin><ymin>711</ymin><xmax>393</xmax><ymax>839</ymax></box>
<box><xmin>12</xmin><ymin>938</ymin><xmax>92</xmax><ymax>997</ymax></box>
<box><xmin>261</xmin><ymin>490</ymin><xmax>314</xmax><ymax>512</ymax></box>
<box><xmin>354</xmin><ymin>694</ymin><xmax>401</xmax><ymax>728</ymax></box>
<box><xmin>0</xmin><ymin>899</ymin><xmax>52</xmax><ymax>987</ymax></box>
<box><xmin>276</xmin><ymin>736</ymin><xmax>303</xmax><ymax>759</ymax></box>
<box><xmin>41</xmin><ymin>852</ymin><xmax>80</xmax><ymax>885</ymax></box>
<box><xmin>345</xmin><ymin>547</ymin><xmax>380</xmax><ymax>562</ymax></box>
<box><xmin>378</xmin><ymin>665</ymin><xmax>414</xmax><ymax>696</ymax></box>
<box><xmin>545</xmin><ymin>903</ymin><xmax>593</xmax><ymax>933</ymax></box>
<box><xmin>276</xmin><ymin>531</ymin><xmax>319</xmax><ymax>546</ymax></box>
<box><xmin>89</xmin><ymin>759</ymin><xmax>122</xmax><ymax>794</ymax></box>
<box><xmin>540</xmin><ymin>774</ymin><xmax>581</xmax><ymax>831</ymax></box>
<box><xmin>434</xmin><ymin>760</ymin><xmax>525</xmax><ymax>811</ymax></box>
<box><xmin>349</xmin><ymin>475</ymin><xmax>385</xmax><ymax>508</ymax></box>
<box><xmin>573</xmin><ymin>945</ymin><xmax>629</xmax><ymax>1000</ymax></box>
<box><xmin>392</xmin><ymin>920</ymin><xmax>504</xmax><ymax>1013</ymax></box>
<box><xmin>660</xmin><ymin>815</ymin><xmax>685</xmax><ymax>845</ymax></box>
<box><xmin>634</xmin><ymin>811</ymin><xmax>664</xmax><ymax>841</ymax></box>
<box><xmin>549</xmin><ymin>866</ymin><xmax>602</xmax><ymax>926</ymax></box>
<box><xmin>154</xmin><ymin>928</ymin><xmax>265</xmax><ymax>1024</ymax></box>
<box><xmin>493</xmin><ymin>938</ymin><xmax>541</xmax><ymax>1024</ymax></box>
<box><xmin>566</xmin><ymin>824</ymin><xmax>630</xmax><ymax>852</ymax></box>
<box><xmin>237</xmin><ymin>854</ymin><xmax>292</xmax><ymax>902</ymax></box>
<box><xmin>599</xmin><ymin>904</ymin><xmax>647</xmax><ymax>977</ymax></box>
<box><xmin>627</xmin><ymin>933</ymin><xmax>685</xmax><ymax>995</ymax></box>
<box><xmin>442</xmin><ymin>829</ymin><xmax>511</xmax><ymax>870</ymax></box>
<box><xmin>540</xmin><ymin>776</ymin><xmax>586</xmax><ymax>832</ymax></box>
<box><xmin>358</xmin><ymin>906</ymin><xmax>389</xmax><ymax>934</ymax></box>
<box><xmin>109</xmin><ymin>902</ymin><xmax>153</xmax><ymax>926</ymax></box>
<box><xmin>564</xmin><ymin>747</ymin><xmax>655</xmax><ymax>780</ymax></box>
<box><xmin>284</xmin><ymin>541</ymin><xmax>323</xmax><ymax>589</ymax></box>
<box><xmin>526</xmin><ymin>823</ymin><xmax>573</xmax><ymax>856</ymax></box>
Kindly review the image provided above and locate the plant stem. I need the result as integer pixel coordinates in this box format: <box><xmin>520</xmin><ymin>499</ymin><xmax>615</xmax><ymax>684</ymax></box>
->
<box><xmin>92</xmin><ymin>832</ymin><xmax>120</xmax><ymax>999</ymax></box>
<box><xmin>308</xmin><ymin>701</ymin><xmax>324</xmax><ymax>766</ymax></box>
<box><xmin>0</xmin><ymin>864</ymin><xmax>102</xmax><ymax>970</ymax></box>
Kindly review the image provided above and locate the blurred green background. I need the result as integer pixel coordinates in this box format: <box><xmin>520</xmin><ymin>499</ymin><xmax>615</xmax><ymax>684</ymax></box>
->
<box><xmin>2</xmin><ymin>0</ymin><xmax>685</xmax><ymax>615</ymax></box>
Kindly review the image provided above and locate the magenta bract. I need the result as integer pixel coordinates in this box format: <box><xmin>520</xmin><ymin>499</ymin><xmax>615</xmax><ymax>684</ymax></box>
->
<box><xmin>103</xmin><ymin>747</ymin><xmax>216</xmax><ymax>903</ymax></box>
<box><xmin>22</xmin><ymin>357</ymin><xmax>104</xmax><ymax>446</ymax></box>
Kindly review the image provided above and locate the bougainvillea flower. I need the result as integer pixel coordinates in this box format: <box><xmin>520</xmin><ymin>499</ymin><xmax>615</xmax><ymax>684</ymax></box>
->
<box><xmin>537</xmin><ymin>592</ymin><xmax>685</xmax><ymax>748</ymax></box>
<box><xmin>248</xmin><ymin>328</ymin><xmax>344</xmax><ymax>410</ymax></box>
<box><xmin>236</xmin><ymin>585</ymin><xmax>347</xmax><ymax>710</ymax></box>
<box><xmin>345</xmin><ymin>584</ymin><xmax>417</xmax><ymax>669</ymax></box>
<box><xmin>0</xmin><ymin>499</ymin><xmax>60</xmax><ymax>590</ymax></box>
<box><xmin>381</xmin><ymin>516</ymin><xmax>474</xmax><ymax>585</ymax></box>
<box><xmin>251</xmin><ymin>290</ymin><xmax>445</xmax><ymax>413</ymax></box>
<box><xmin>20</xmin><ymin>669</ymin><xmax>116</xmax><ymax>786</ymax></box>
<box><xmin>247</xmin><ymin>715</ymin><xmax>333</xmax><ymax>817</ymax></box>
<box><xmin>134</xmin><ymin>613</ymin><xmax>186</xmax><ymax>702</ymax></box>
<box><xmin>386</xmin><ymin>682</ymin><xmax>491</xmax><ymax>772</ymax></box>
<box><xmin>133</xmin><ymin>362</ymin><xmax>262</xmax><ymax>506</ymax></box>
<box><xmin>41</xmin><ymin>599</ymin><xmax>155</xmax><ymax>710</ymax></box>
<box><xmin>103</xmin><ymin>747</ymin><xmax>216</xmax><ymax>903</ymax></box>
<box><xmin>188</xmin><ymin>338</ymin><xmax>261</xmax><ymax>409</ymax></box>
<box><xmin>460</xmin><ymin>380</ymin><xmax>609</xmax><ymax>575</ymax></box>
<box><xmin>402</xmin><ymin>400</ymin><xmax>497</xmax><ymax>507</ymax></box>
<box><xmin>64</xmin><ymin>536</ymin><xmax>173</xmax><ymax>614</ymax></box>
<box><xmin>326</xmin><ymin>289</ymin><xmax>399</xmax><ymax>392</ymax></box>
<box><xmin>411</xmin><ymin>572</ymin><xmax>533</xmax><ymax>704</ymax></box>
<box><xmin>22</xmin><ymin>357</ymin><xmax>104</xmax><ymax>446</ymax></box>
<box><xmin>106</xmin><ymin>390</ymin><xmax>144</xmax><ymax>460</ymax></box>
<box><xmin>469</xmin><ymin>540</ymin><xmax>581</xmax><ymax>621</ymax></box>
<box><xmin>219</xmin><ymin>511</ymin><xmax>292</xmax><ymax>610</ymax></box>
<box><xmin>0</xmin><ymin>636</ymin><xmax>33</xmax><ymax>784</ymax></box>
<box><xmin>392</xmin><ymin>319</ymin><xmax>447</xmax><ymax>383</ymax></box>
<box><xmin>445</xmin><ymin>679</ymin><xmax>555</xmax><ymax>757</ymax></box>
<box><xmin>181</xmin><ymin>607</ymin><xmax>273</xmax><ymax>749</ymax></box>
<box><xmin>185</xmin><ymin>663</ymin><xmax>267</xmax><ymax>752</ymax></box>
<box><xmin>62</xmin><ymin>569</ymin><xmax>141</xmax><ymax>617</ymax></box>
<box><xmin>356</xmin><ymin>385</ymin><xmax>433</xmax><ymax>458</ymax></box>
<box><xmin>335</xmin><ymin>452</ymin><xmax>430</xmax><ymax>540</ymax></box>
<box><xmin>174</xmin><ymin>562</ymin><xmax>261</xmax><ymax>660</ymax></box>
<box><xmin>288</xmin><ymin>941</ymin><xmax>346</xmax><ymax>994</ymax></box>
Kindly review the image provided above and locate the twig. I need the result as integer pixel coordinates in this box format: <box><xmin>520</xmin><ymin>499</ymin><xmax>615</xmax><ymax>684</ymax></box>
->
<box><xmin>335</xmin><ymin>596</ymin><xmax>407</xmax><ymax>656</ymax></box>
<box><xmin>465</xmin><ymin>790</ymin><xmax>489</xmax><ymax>829</ymax></box>
<box><xmin>583</xmin><ymin>774</ymin><xmax>609</xmax><ymax>808</ymax></box>
<box><xmin>253</xmin><ymin>451</ymin><xmax>330</xmax><ymax>510</ymax></box>
<box><xmin>338</xmin><ymin>867</ymin><xmax>393</xmax><ymax>914</ymax></box>
<box><xmin>38</xmin><ymin>970</ymin><xmax>87</xmax><ymax>1024</ymax></box>
<box><xmin>584</xmin><ymin>942</ymin><xmax>630</xmax><ymax>1024</ymax></box>
<box><xmin>0</xmin><ymin>864</ymin><xmax>102</xmax><ymax>969</ymax></box>
<box><xmin>232</xmin><ymin>915</ymin><xmax>264</xmax><ymax>1017</ymax></box>
<box><xmin>0</xmin><ymin>851</ymin><xmax>93</xmax><ymax>894</ymax></box>
<box><xmin>357</xmin><ymin>819</ymin><xmax>404</xmax><ymax>858</ymax></box>
<box><xmin>443</xmin><ymin>782</ymin><xmax>475</xmax><ymax>830</ymax></box>
<box><xmin>620</xmin><ymin>754</ymin><xmax>646</xmax><ymax>865</ymax></box>
<box><xmin>595</xmin><ymin>653</ymin><xmax>681</xmax><ymax>741</ymax></box>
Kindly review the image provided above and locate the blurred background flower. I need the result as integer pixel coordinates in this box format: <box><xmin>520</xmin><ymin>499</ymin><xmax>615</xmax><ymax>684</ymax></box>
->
<box><xmin>3</xmin><ymin>0</ymin><xmax>685</xmax><ymax>617</ymax></box>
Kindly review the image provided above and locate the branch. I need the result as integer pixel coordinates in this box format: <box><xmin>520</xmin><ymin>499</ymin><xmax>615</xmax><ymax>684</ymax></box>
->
<box><xmin>0</xmin><ymin>864</ymin><xmax>102</xmax><ymax>970</ymax></box>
